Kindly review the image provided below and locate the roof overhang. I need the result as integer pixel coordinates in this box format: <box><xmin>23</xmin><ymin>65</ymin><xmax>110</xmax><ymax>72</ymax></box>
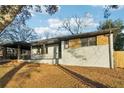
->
<box><xmin>2</xmin><ymin>42</ymin><xmax>31</xmax><ymax>50</ymax></box>
<box><xmin>31</xmin><ymin>28</ymin><xmax>119</xmax><ymax>46</ymax></box>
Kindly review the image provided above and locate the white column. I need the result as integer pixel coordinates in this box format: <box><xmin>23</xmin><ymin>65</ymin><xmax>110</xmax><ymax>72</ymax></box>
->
<box><xmin>3</xmin><ymin>47</ymin><xmax>7</xmax><ymax>59</ymax></box>
<box><xmin>61</xmin><ymin>41</ymin><xmax>65</xmax><ymax>57</ymax></box>
<box><xmin>43</xmin><ymin>44</ymin><xmax>46</xmax><ymax>54</ymax></box>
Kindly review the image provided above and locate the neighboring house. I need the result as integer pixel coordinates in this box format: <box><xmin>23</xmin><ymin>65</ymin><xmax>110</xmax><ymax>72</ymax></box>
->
<box><xmin>0</xmin><ymin>29</ymin><xmax>114</xmax><ymax>68</ymax></box>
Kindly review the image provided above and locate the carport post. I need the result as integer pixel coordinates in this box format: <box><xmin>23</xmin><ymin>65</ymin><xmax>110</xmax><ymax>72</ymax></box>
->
<box><xmin>30</xmin><ymin>45</ymin><xmax>32</xmax><ymax>59</ymax></box>
<box><xmin>17</xmin><ymin>45</ymin><xmax>20</xmax><ymax>62</ymax></box>
<box><xmin>3</xmin><ymin>47</ymin><xmax>7</xmax><ymax>59</ymax></box>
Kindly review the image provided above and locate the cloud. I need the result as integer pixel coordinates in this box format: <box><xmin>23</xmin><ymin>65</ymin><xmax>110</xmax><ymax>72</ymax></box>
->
<box><xmin>82</xmin><ymin>13</ymin><xmax>99</xmax><ymax>28</ymax></box>
<box><xmin>34</xmin><ymin>27</ymin><xmax>50</xmax><ymax>34</ymax></box>
<box><xmin>34</xmin><ymin>26</ymin><xmax>69</xmax><ymax>39</ymax></box>
<box><xmin>48</xmin><ymin>18</ymin><xmax>63</xmax><ymax>28</ymax></box>
<box><xmin>35</xmin><ymin>18</ymin><xmax>63</xmax><ymax>36</ymax></box>
<box><xmin>34</xmin><ymin>26</ymin><xmax>58</xmax><ymax>34</ymax></box>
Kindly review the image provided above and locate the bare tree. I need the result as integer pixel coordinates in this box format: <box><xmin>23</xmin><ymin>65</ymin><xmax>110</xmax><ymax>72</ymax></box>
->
<box><xmin>59</xmin><ymin>13</ymin><xmax>95</xmax><ymax>35</ymax></box>
<box><xmin>43</xmin><ymin>31</ymin><xmax>52</xmax><ymax>39</ymax></box>
<box><xmin>60</xmin><ymin>16</ymin><xmax>83</xmax><ymax>35</ymax></box>
<box><xmin>0</xmin><ymin>24</ymin><xmax>38</xmax><ymax>43</ymax></box>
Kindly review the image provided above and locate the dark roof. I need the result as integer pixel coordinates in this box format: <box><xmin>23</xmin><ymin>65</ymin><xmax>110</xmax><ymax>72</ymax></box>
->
<box><xmin>2</xmin><ymin>41</ymin><xmax>31</xmax><ymax>50</ymax></box>
<box><xmin>31</xmin><ymin>28</ymin><xmax>118</xmax><ymax>46</ymax></box>
<box><xmin>31</xmin><ymin>38</ymin><xmax>59</xmax><ymax>46</ymax></box>
<box><xmin>58</xmin><ymin>29</ymin><xmax>111</xmax><ymax>40</ymax></box>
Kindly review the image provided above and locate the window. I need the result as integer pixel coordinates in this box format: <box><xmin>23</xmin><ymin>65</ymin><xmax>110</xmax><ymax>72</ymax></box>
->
<box><xmin>81</xmin><ymin>37</ymin><xmax>96</xmax><ymax>47</ymax></box>
<box><xmin>88</xmin><ymin>37</ymin><xmax>96</xmax><ymax>46</ymax></box>
<box><xmin>81</xmin><ymin>38</ymin><xmax>88</xmax><ymax>47</ymax></box>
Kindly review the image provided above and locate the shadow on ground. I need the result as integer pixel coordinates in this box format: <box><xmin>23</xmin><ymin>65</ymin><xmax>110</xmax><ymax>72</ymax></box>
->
<box><xmin>57</xmin><ymin>65</ymin><xmax>109</xmax><ymax>88</ymax></box>
<box><xmin>0</xmin><ymin>62</ymin><xmax>26</xmax><ymax>88</ymax></box>
<box><xmin>0</xmin><ymin>61</ymin><xmax>10</xmax><ymax>65</ymax></box>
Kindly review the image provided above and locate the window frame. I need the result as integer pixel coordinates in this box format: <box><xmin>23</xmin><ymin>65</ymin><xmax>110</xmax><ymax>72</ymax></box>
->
<box><xmin>80</xmin><ymin>36</ymin><xmax>97</xmax><ymax>47</ymax></box>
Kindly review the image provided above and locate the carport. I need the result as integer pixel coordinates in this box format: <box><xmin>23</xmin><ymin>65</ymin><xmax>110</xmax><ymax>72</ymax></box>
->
<box><xmin>2</xmin><ymin>42</ymin><xmax>31</xmax><ymax>60</ymax></box>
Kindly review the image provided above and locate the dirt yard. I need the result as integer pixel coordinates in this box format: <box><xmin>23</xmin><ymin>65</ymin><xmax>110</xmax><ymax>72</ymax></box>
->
<box><xmin>0</xmin><ymin>61</ymin><xmax>124</xmax><ymax>88</ymax></box>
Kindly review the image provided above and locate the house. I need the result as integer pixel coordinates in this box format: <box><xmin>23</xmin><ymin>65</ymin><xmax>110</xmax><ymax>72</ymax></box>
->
<box><xmin>0</xmin><ymin>29</ymin><xmax>116</xmax><ymax>68</ymax></box>
<box><xmin>30</xmin><ymin>29</ymin><xmax>114</xmax><ymax>68</ymax></box>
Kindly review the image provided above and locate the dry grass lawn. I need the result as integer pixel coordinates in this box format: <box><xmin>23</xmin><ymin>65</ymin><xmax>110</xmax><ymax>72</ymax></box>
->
<box><xmin>65</xmin><ymin>65</ymin><xmax>124</xmax><ymax>88</ymax></box>
<box><xmin>0</xmin><ymin>61</ymin><xmax>124</xmax><ymax>88</ymax></box>
<box><xmin>0</xmin><ymin>61</ymin><xmax>88</xmax><ymax>88</ymax></box>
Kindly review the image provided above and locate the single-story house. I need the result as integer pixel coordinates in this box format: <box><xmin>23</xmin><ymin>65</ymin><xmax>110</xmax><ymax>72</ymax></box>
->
<box><xmin>0</xmin><ymin>29</ymin><xmax>116</xmax><ymax>68</ymax></box>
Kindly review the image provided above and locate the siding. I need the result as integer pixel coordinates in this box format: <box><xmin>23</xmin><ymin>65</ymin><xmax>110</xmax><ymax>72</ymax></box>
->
<box><xmin>60</xmin><ymin>45</ymin><xmax>110</xmax><ymax>68</ymax></box>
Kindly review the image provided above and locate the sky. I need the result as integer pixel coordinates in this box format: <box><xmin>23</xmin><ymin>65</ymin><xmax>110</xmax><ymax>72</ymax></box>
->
<box><xmin>26</xmin><ymin>5</ymin><xmax>124</xmax><ymax>39</ymax></box>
